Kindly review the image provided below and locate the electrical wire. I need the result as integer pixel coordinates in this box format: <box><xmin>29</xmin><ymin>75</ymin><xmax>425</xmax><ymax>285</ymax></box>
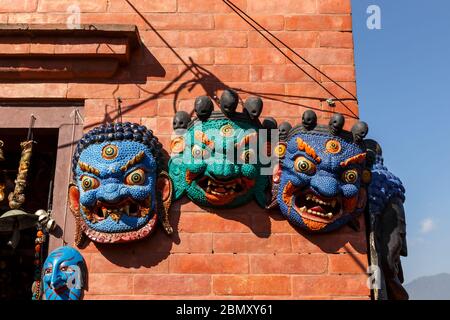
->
<box><xmin>222</xmin><ymin>0</ymin><xmax>359</xmax><ymax>118</ymax></box>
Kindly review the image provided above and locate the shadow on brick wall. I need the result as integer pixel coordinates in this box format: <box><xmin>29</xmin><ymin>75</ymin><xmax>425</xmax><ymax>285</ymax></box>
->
<box><xmin>78</xmin><ymin>0</ymin><xmax>358</xmax><ymax>133</ymax></box>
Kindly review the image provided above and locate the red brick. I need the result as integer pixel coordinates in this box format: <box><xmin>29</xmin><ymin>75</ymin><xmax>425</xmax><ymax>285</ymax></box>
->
<box><xmin>157</xmin><ymin>99</ymin><xmax>180</xmax><ymax>116</ymax></box>
<box><xmin>216</xmin><ymin>48</ymin><xmax>285</xmax><ymax>65</ymax></box>
<box><xmin>143</xmin><ymin>14</ymin><xmax>214</xmax><ymax>30</ymax></box>
<box><xmin>134</xmin><ymin>275</ymin><xmax>211</xmax><ymax>295</ymax></box>
<box><xmin>287</xmin><ymin>48</ymin><xmax>354</xmax><ymax>65</ymax></box>
<box><xmin>53</xmin><ymin>40</ymin><xmax>128</xmax><ymax>56</ymax></box>
<box><xmin>206</xmin><ymin>65</ymin><xmax>250</xmax><ymax>82</ymax></box>
<box><xmin>156</xmin><ymin>117</ymin><xmax>173</xmax><ymax>134</ymax></box>
<box><xmin>141</xmin><ymin>30</ymin><xmax>248</xmax><ymax>48</ymax></box>
<box><xmin>1</xmin><ymin>65</ymin><xmax>78</xmax><ymax>81</ymax></box>
<box><xmin>79</xmin><ymin>242</ymin><xmax>99</xmax><ymax>253</ymax></box>
<box><xmin>0</xmin><ymin>38</ymin><xmax>29</xmax><ymax>54</ymax></box>
<box><xmin>329</xmin><ymin>253</ymin><xmax>369</xmax><ymax>274</ymax></box>
<box><xmin>251</xmin><ymin>65</ymin><xmax>319</xmax><ymax>82</ymax></box>
<box><xmin>124</xmin><ymin>64</ymin><xmax>181</xmax><ymax>83</ymax></box>
<box><xmin>248</xmin><ymin>0</ymin><xmax>316</xmax><ymax>14</ymax></box>
<box><xmin>67</xmin><ymin>83</ymin><xmax>139</xmax><ymax>99</ymax></box>
<box><xmin>0</xmin><ymin>83</ymin><xmax>67</xmax><ymax>98</ymax></box>
<box><xmin>291</xmin><ymin>224</ymin><xmax>368</xmax><ymax>254</ymax></box>
<box><xmin>171</xmin><ymin>233</ymin><xmax>213</xmax><ymax>254</ymax></box>
<box><xmin>150</xmin><ymin>48</ymin><xmax>214</xmax><ymax>65</ymax></box>
<box><xmin>85</xmin><ymin>294</ymin><xmax>250</xmax><ymax>300</ymax></box>
<box><xmin>213</xmin><ymin>275</ymin><xmax>291</xmax><ymax>296</ymax></box>
<box><xmin>85</xmin><ymin>99</ymin><xmax>157</xmax><ymax>119</ymax></box>
<box><xmin>250</xmin><ymin>254</ymin><xmax>328</xmax><ymax>274</ymax></box>
<box><xmin>177</xmin><ymin>199</ymin><xmax>217</xmax><ymax>212</ymax></box>
<box><xmin>320</xmin><ymin>31</ymin><xmax>354</xmax><ymax>48</ymax></box>
<box><xmin>80</xmin><ymin>13</ymin><xmax>145</xmax><ymax>27</ymax></box>
<box><xmin>28</xmin><ymin>39</ymin><xmax>56</xmax><ymax>54</ymax></box>
<box><xmin>84</xmin><ymin>116</ymin><xmax>142</xmax><ymax>128</ymax></box>
<box><xmin>248</xmin><ymin>31</ymin><xmax>319</xmax><ymax>48</ymax></box>
<box><xmin>292</xmin><ymin>275</ymin><xmax>370</xmax><ymax>297</ymax></box>
<box><xmin>213</xmin><ymin>234</ymin><xmax>292</xmax><ymax>254</ymax></box>
<box><xmin>225</xmin><ymin>82</ymin><xmax>286</xmax><ymax>98</ymax></box>
<box><xmin>38</xmin><ymin>0</ymin><xmax>107</xmax><ymax>12</ymax></box>
<box><xmin>320</xmin><ymin>65</ymin><xmax>355</xmax><ymax>82</ymax></box>
<box><xmin>260</xmin><ymin>100</ymin><xmax>321</xmax><ymax>118</ymax></box>
<box><xmin>139</xmin><ymin>78</ymin><xmax>211</xmax><ymax>100</ymax></box>
<box><xmin>169</xmin><ymin>254</ymin><xmax>248</xmax><ymax>274</ymax></box>
<box><xmin>84</xmin><ymin>117</ymin><xmax>108</xmax><ymax>129</ymax></box>
<box><xmin>318</xmin><ymin>0</ymin><xmax>352</xmax><ymax>14</ymax></box>
<box><xmin>0</xmin><ymin>0</ymin><xmax>36</xmax><ymax>12</ymax></box>
<box><xmin>215</xmin><ymin>14</ymin><xmax>284</xmax><ymax>31</ymax></box>
<box><xmin>252</xmin><ymin>212</ymin><xmax>299</xmax><ymax>234</ymax></box>
<box><xmin>107</xmin><ymin>0</ymin><xmax>176</xmax><ymax>13</ymax></box>
<box><xmin>88</xmin><ymin>274</ymin><xmax>133</xmax><ymax>295</ymax></box>
<box><xmin>179</xmin><ymin>212</ymin><xmax>252</xmax><ymax>233</ymax></box>
<box><xmin>332</xmin><ymin>296</ymin><xmax>371</xmax><ymax>300</ymax></box>
<box><xmin>178</xmin><ymin>0</ymin><xmax>247</xmax><ymax>13</ymax></box>
<box><xmin>140</xmin><ymin>117</ymin><xmax>157</xmax><ymax>130</ymax></box>
<box><xmin>285</xmin><ymin>82</ymin><xmax>356</xmax><ymax>100</ymax></box>
<box><xmin>189</xmin><ymin>31</ymin><xmax>248</xmax><ymax>48</ymax></box>
<box><xmin>90</xmin><ymin>252</ymin><xmax>168</xmax><ymax>273</ymax></box>
<box><xmin>286</xmin><ymin>15</ymin><xmax>352</xmax><ymax>31</ymax></box>
<box><xmin>8</xmin><ymin>13</ymin><xmax>91</xmax><ymax>24</ymax></box>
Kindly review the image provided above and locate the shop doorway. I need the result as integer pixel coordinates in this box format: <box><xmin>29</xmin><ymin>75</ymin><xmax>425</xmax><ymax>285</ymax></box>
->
<box><xmin>0</xmin><ymin>102</ymin><xmax>84</xmax><ymax>300</ymax></box>
<box><xmin>0</xmin><ymin>128</ymin><xmax>58</xmax><ymax>300</ymax></box>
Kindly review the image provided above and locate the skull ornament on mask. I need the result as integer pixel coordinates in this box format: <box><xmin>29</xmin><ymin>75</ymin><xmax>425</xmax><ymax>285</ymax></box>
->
<box><xmin>68</xmin><ymin>123</ymin><xmax>173</xmax><ymax>245</ymax></box>
<box><xmin>42</xmin><ymin>246</ymin><xmax>86</xmax><ymax>300</ymax></box>
<box><xmin>269</xmin><ymin>111</ymin><xmax>370</xmax><ymax>232</ymax></box>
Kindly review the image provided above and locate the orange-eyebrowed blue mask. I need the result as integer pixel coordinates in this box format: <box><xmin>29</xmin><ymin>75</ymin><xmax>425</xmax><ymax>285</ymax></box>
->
<box><xmin>269</xmin><ymin>111</ymin><xmax>371</xmax><ymax>232</ymax></box>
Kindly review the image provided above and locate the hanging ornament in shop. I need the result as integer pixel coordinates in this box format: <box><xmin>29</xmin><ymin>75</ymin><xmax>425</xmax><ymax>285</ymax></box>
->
<box><xmin>31</xmin><ymin>228</ymin><xmax>46</xmax><ymax>300</ymax></box>
<box><xmin>0</xmin><ymin>140</ymin><xmax>4</xmax><ymax>162</ymax></box>
<box><xmin>0</xmin><ymin>140</ymin><xmax>5</xmax><ymax>202</ymax></box>
<box><xmin>8</xmin><ymin>140</ymin><xmax>33</xmax><ymax>209</ymax></box>
<box><xmin>0</xmin><ymin>115</ymin><xmax>57</xmax><ymax>250</ymax></box>
<box><xmin>8</xmin><ymin>115</ymin><xmax>36</xmax><ymax>209</ymax></box>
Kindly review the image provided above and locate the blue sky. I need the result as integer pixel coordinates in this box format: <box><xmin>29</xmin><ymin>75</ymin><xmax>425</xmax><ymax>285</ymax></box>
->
<box><xmin>351</xmin><ymin>0</ymin><xmax>450</xmax><ymax>282</ymax></box>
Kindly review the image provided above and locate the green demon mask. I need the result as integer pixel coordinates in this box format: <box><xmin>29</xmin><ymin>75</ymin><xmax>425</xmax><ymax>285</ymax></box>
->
<box><xmin>168</xmin><ymin>91</ymin><xmax>275</xmax><ymax>208</ymax></box>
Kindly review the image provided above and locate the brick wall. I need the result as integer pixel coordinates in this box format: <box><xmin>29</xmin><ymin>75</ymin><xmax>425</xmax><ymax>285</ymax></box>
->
<box><xmin>0</xmin><ymin>0</ymin><xmax>369</xmax><ymax>299</ymax></box>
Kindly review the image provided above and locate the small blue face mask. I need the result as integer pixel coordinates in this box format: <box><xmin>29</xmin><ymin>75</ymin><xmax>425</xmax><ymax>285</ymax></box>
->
<box><xmin>42</xmin><ymin>246</ymin><xmax>86</xmax><ymax>300</ymax></box>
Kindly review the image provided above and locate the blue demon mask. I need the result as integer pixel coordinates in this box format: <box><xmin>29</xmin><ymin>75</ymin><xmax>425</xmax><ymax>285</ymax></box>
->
<box><xmin>269</xmin><ymin>111</ymin><xmax>371</xmax><ymax>232</ymax></box>
<box><xmin>42</xmin><ymin>246</ymin><xmax>86</xmax><ymax>300</ymax></box>
<box><xmin>68</xmin><ymin>123</ymin><xmax>173</xmax><ymax>245</ymax></box>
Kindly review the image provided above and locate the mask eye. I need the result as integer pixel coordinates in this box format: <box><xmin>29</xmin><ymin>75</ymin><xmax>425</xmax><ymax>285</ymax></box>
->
<box><xmin>342</xmin><ymin>169</ymin><xmax>359</xmax><ymax>184</ymax></box>
<box><xmin>60</xmin><ymin>266</ymin><xmax>68</xmax><ymax>272</ymax></box>
<box><xmin>240</xmin><ymin>149</ymin><xmax>256</xmax><ymax>164</ymax></box>
<box><xmin>192</xmin><ymin>145</ymin><xmax>210</xmax><ymax>159</ymax></box>
<box><xmin>44</xmin><ymin>267</ymin><xmax>52</xmax><ymax>275</ymax></box>
<box><xmin>125</xmin><ymin>168</ymin><xmax>146</xmax><ymax>185</ymax></box>
<box><xmin>294</xmin><ymin>157</ymin><xmax>316</xmax><ymax>175</ymax></box>
<box><xmin>81</xmin><ymin>176</ymin><xmax>99</xmax><ymax>191</ymax></box>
